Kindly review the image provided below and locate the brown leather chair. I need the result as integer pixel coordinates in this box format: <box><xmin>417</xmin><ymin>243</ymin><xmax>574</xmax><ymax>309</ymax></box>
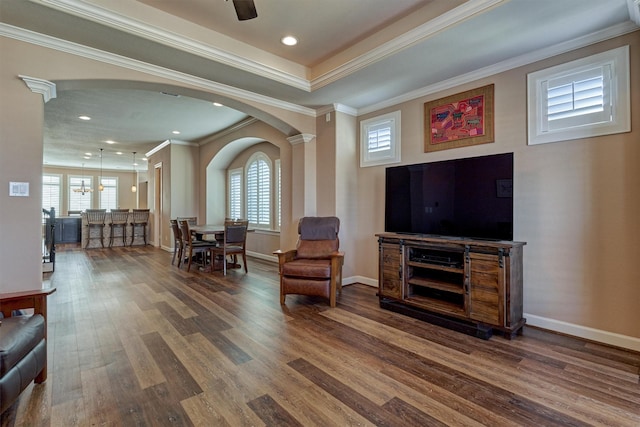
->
<box><xmin>0</xmin><ymin>288</ymin><xmax>56</xmax><ymax>414</ymax></box>
<box><xmin>211</xmin><ymin>219</ymin><xmax>249</xmax><ymax>275</ymax></box>
<box><xmin>274</xmin><ymin>217</ymin><xmax>344</xmax><ymax>308</ymax></box>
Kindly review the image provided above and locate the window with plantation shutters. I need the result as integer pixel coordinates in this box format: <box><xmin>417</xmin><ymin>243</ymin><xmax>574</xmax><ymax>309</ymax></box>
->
<box><xmin>246</xmin><ymin>153</ymin><xmax>271</xmax><ymax>227</ymax></box>
<box><xmin>99</xmin><ymin>177</ymin><xmax>118</xmax><ymax>211</ymax></box>
<box><xmin>228</xmin><ymin>168</ymin><xmax>242</xmax><ymax>219</ymax></box>
<box><xmin>528</xmin><ymin>45</ymin><xmax>630</xmax><ymax>145</ymax></box>
<box><xmin>42</xmin><ymin>174</ymin><xmax>61</xmax><ymax>215</ymax></box>
<box><xmin>544</xmin><ymin>67</ymin><xmax>608</xmax><ymax>130</ymax></box>
<box><xmin>360</xmin><ymin>110</ymin><xmax>401</xmax><ymax>167</ymax></box>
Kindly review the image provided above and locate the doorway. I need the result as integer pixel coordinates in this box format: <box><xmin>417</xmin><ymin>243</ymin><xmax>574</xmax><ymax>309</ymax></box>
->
<box><xmin>154</xmin><ymin>162</ymin><xmax>163</xmax><ymax>247</ymax></box>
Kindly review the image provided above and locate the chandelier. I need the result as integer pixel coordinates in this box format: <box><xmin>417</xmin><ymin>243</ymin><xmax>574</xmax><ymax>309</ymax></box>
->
<box><xmin>72</xmin><ymin>163</ymin><xmax>93</xmax><ymax>194</ymax></box>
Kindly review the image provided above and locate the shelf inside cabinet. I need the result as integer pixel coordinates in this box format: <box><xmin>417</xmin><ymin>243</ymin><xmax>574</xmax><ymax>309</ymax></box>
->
<box><xmin>406</xmin><ymin>276</ymin><xmax>463</xmax><ymax>294</ymax></box>
<box><xmin>406</xmin><ymin>260</ymin><xmax>463</xmax><ymax>273</ymax></box>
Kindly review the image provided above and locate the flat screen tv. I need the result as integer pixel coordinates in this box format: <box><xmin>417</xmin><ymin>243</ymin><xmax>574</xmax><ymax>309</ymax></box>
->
<box><xmin>385</xmin><ymin>153</ymin><xmax>513</xmax><ymax>240</ymax></box>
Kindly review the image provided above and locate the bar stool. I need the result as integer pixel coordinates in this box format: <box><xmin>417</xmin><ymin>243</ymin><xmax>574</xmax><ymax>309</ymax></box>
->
<box><xmin>109</xmin><ymin>209</ymin><xmax>130</xmax><ymax>247</ymax></box>
<box><xmin>84</xmin><ymin>209</ymin><xmax>107</xmax><ymax>248</ymax></box>
<box><xmin>130</xmin><ymin>209</ymin><xmax>150</xmax><ymax>246</ymax></box>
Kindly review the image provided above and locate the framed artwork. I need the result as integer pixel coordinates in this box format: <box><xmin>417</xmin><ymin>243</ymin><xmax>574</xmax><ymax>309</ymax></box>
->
<box><xmin>424</xmin><ymin>84</ymin><xmax>494</xmax><ymax>152</ymax></box>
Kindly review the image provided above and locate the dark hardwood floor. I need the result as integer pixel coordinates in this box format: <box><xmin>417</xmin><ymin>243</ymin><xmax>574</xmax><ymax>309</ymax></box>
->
<box><xmin>3</xmin><ymin>246</ymin><xmax>639</xmax><ymax>426</ymax></box>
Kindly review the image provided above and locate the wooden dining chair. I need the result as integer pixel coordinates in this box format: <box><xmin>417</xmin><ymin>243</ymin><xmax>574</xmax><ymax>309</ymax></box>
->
<box><xmin>211</xmin><ymin>219</ymin><xmax>249</xmax><ymax>275</ymax></box>
<box><xmin>178</xmin><ymin>220</ymin><xmax>217</xmax><ymax>272</ymax></box>
<box><xmin>170</xmin><ymin>219</ymin><xmax>183</xmax><ymax>267</ymax></box>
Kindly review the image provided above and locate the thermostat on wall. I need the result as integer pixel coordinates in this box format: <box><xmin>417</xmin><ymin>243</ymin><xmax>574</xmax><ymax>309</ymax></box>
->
<box><xmin>9</xmin><ymin>181</ymin><xmax>29</xmax><ymax>197</ymax></box>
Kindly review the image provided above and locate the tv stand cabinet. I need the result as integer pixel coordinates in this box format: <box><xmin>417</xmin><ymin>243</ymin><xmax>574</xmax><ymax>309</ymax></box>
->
<box><xmin>377</xmin><ymin>233</ymin><xmax>526</xmax><ymax>339</ymax></box>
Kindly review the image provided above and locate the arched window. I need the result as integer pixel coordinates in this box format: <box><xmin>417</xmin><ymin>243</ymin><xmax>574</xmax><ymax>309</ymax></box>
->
<box><xmin>246</xmin><ymin>152</ymin><xmax>271</xmax><ymax>227</ymax></box>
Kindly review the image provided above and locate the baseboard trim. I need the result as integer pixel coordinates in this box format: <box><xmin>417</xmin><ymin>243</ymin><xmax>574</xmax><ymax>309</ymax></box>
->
<box><xmin>344</xmin><ymin>275</ymin><xmax>377</xmax><ymax>287</ymax></box>
<box><xmin>524</xmin><ymin>313</ymin><xmax>640</xmax><ymax>352</ymax></box>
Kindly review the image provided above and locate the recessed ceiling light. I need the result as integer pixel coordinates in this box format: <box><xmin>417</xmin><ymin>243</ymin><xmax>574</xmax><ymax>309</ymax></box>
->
<box><xmin>105</xmin><ymin>140</ymin><xmax>116</xmax><ymax>144</ymax></box>
<box><xmin>281</xmin><ymin>36</ymin><xmax>297</xmax><ymax>46</ymax></box>
<box><xmin>172</xmin><ymin>130</ymin><xmax>181</xmax><ymax>135</ymax></box>
<box><xmin>83</xmin><ymin>156</ymin><xmax>91</xmax><ymax>160</ymax></box>
<box><xmin>142</xmin><ymin>157</ymin><xmax>148</xmax><ymax>161</ymax></box>
<box><xmin>116</xmin><ymin>152</ymin><xmax>123</xmax><ymax>155</ymax></box>
<box><xmin>213</xmin><ymin>102</ymin><xmax>223</xmax><ymax>107</ymax></box>
<box><xmin>84</xmin><ymin>152</ymin><xmax>92</xmax><ymax>156</ymax></box>
<box><xmin>78</xmin><ymin>115</ymin><xmax>91</xmax><ymax>121</ymax></box>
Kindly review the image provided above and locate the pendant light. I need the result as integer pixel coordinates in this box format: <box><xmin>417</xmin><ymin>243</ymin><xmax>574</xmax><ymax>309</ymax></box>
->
<box><xmin>131</xmin><ymin>151</ymin><xmax>137</xmax><ymax>193</ymax></box>
<box><xmin>98</xmin><ymin>148</ymin><xmax>104</xmax><ymax>191</ymax></box>
<box><xmin>72</xmin><ymin>163</ymin><xmax>93</xmax><ymax>194</ymax></box>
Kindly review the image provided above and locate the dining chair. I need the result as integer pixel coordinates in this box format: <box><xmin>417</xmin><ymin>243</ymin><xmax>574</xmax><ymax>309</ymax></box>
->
<box><xmin>170</xmin><ymin>219</ymin><xmax>184</xmax><ymax>267</ymax></box>
<box><xmin>109</xmin><ymin>209</ymin><xmax>129</xmax><ymax>247</ymax></box>
<box><xmin>211</xmin><ymin>219</ymin><xmax>249</xmax><ymax>275</ymax></box>
<box><xmin>177</xmin><ymin>217</ymin><xmax>197</xmax><ymax>226</ymax></box>
<box><xmin>178</xmin><ymin>220</ymin><xmax>217</xmax><ymax>272</ymax></box>
<box><xmin>84</xmin><ymin>209</ymin><xmax>107</xmax><ymax>248</ymax></box>
<box><xmin>129</xmin><ymin>209</ymin><xmax>150</xmax><ymax>246</ymax></box>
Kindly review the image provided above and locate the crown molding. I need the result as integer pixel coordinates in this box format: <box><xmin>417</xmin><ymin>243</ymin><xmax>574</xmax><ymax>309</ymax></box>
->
<box><xmin>287</xmin><ymin>134</ymin><xmax>316</xmax><ymax>145</ymax></box>
<box><xmin>198</xmin><ymin>117</ymin><xmax>260</xmax><ymax>146</ymax></box>
<box><xmin>316</xmin><ymin>103</ymin><xmax>357</xmax><ymax>117</ymax></box>
<box><xmin>359</xmin><ymin>21</ymin><xmax>639</xmax><ymax>116</ymax></box>
<box><xmin>38</xmin><ymin>0</ymin><xmax>310</xmax><ymax>91</ymax></box>
<box><xmin>0</xmin><ymin>24</ymin><xmax>316</xmax><ymax>118</ymax></box>
<box><xmin>628</xmin><ymin>0</ymin><xmax>640</xmax><ymax>25</ymax></box>
<box><xmin>36</xmin><ymin>0</ymin><xmax>507</xmax><ymax>96</ymax></box>
<box><xmin>145</xmin><ymin>140</ymin><xmax>171</xmax><ymax>158</ymax></box>
<box><xmin>18</xmin><ymin>75</ymin><xmax>57</xmax><ymax>102</ymax></box>
<box><xmin>310</xmin><ymin>0</ymin><xmax>507</xmax><ymax>91</ymax></box>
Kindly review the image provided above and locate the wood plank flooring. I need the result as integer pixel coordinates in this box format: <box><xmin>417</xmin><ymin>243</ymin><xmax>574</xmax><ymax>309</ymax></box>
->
<box><xmin>2</xmin><ymin>246</ymin><xmax>639</xmax><ymax>426</ymax></box>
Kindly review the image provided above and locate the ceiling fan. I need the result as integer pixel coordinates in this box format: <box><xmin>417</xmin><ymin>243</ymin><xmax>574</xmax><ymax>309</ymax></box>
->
<box><xmin>228</xmin><ymin>0</ymin><xmax>258</xmax><ymax>21</ymax></box>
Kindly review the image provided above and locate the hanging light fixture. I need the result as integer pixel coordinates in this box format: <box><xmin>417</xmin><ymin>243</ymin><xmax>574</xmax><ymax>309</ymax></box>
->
<box><xmin>73</xmin><ymin>163</ymin><xmax>93</xmax><ymax>194</ymax></box>
<box><xmin>131</xmin><ymin>151</ymin><xmax>137</xmax><ymax>193</ymax></box>
<box><xmin>98</xmin><ymin>148</ymin><xmax>104</xmax><ymax>191</ymax></box>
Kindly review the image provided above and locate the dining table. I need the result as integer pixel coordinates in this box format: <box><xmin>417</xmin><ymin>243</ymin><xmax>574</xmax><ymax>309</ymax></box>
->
<box><xmin>189</xmin><ymin>224</ymin><xmax>225</xmax><ymax>241</ymax></box>
<box><xmin>189</xmin><ymin>224</ymin><xmax>252</xmax><ymax>272</ymax></box>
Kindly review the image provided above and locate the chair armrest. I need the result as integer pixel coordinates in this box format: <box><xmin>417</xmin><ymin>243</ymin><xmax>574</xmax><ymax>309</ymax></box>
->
<box><xmin>0</xmin><ymin>288</ymin><xmax>56</xmax><ymax>319</ymax></box>
<box><xmin>273</xmin><ymin>249</ymin><xmax>297</xmax><ymax>269</ymax></box>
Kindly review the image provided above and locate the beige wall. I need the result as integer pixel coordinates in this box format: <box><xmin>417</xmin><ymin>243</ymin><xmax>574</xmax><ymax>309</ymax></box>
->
<box><xmin>355</xmin><ymin>32</ymin><xmax>640</xmax><ymax>342</ymax></box>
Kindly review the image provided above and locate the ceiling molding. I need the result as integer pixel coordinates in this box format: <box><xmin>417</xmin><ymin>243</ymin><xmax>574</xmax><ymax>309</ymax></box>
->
<box><xmin>18</xmin><ymin>75</ymin><xmax>57</xmax><ymax>102</ymax></box>
<box><xmin>0</xmin><ymin>23</ymin><xmax>316</xmax><ymax>118</ymax></box>
<box><xmin>359</xmin><ymin>21</ymin><xmax>639</xmax><ymax>116</ymax></box>
<box><xmin>628</xmin><ymin>0</ymin><xmax>640</xmax><ymax>25</ymax></box>
<box><xmin>315</xmin><ymin>103</ymin><xmax>357</xmax><ymax>117</ymax></box>
<box><xmin>310</xmin><ymin>0</ymin><xmax>507</xmax><ymax>91</ymax></box>
<box><xmin>199</xmin><ymin>117</ymin><xmax>260</xmax><ymax>146</ymax></box>
<box><xmin>287</xmin><ymin>134</ymin><xmax>316</xmax><ymax>145</ymax></box>
<box><xmin>38</xmin><ymin>0</ymin><xmax>311</xmax><ymax>91</ymax></box>
<box><xmin>145</xmin><ymin>140</ymin><xmax>170</xmax><ymax>158</ymax></box>
<box><xmin>36</xmin><ymin>0</ymin><xmax>508</xmax><ymax>95</ymax></box>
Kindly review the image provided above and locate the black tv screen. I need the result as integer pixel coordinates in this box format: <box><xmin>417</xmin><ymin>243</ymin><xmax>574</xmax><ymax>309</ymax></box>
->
<box><xmin>385</xmin><ymin>153</ymin><xmax>513</xmax><ymax>240</ymax></box>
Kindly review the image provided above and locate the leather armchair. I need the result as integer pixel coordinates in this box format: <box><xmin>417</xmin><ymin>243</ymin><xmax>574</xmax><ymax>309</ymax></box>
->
<box><xmin>274</xmin><ymin>217</ymin><xmax>344</xmax><ymax>308</ymax></box>
<box><xmin>0</xmin><ymin>288</ymin><xmax>56</xmax><ymax>414</ymax></box>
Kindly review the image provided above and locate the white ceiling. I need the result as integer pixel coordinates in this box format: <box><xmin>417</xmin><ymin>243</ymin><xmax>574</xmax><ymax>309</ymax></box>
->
<box><xmin>0</xmin><ymin>0</ymin><xmax>636</xmax><ymax>171</ymax></box>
